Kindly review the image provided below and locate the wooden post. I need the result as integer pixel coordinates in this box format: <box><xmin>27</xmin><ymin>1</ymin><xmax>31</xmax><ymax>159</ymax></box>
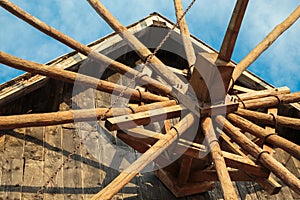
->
<box><xmin>0</xmin><ymin>51</ymin><xmax>168</xmax><ymax>103</ymax></box>
<box><xmin>0</xmin><ymin>0</ymin><xmax>172</xmax><ymax>96</ymax></box>
<box><xmin>236</xmin><ymin>108</ymin><xmax>300</xmax><ymax>130</ymax></box>
<box><xmin>239</xmin><ymin>92</ymin><xmax>300</xmax><ymax>110</ymax></box>
<box><xmin>227</xmin><ymin>113</ymin><xmax>300</xmax><ymax>159</ymax></box>
<box><xmin>0</xmin><ymin>100</ymin><xmax>177</xmax><ymax>130</ymax></box>
<box><xmin>202</xmin><ymin>117</ymin><xmax>238</xmax><ymax>200</ymax></box>
<box><xmin>218</xmin><ymin>0</ymin><xmax>249</xmax><ymax>62</ymax></box>
<box><xmin>173</xmin><ymin>0</ymin><xmax>196</xmax><ymax>72</ymax></box>
<box><xmin>90</xmin><ymin>113</ymin><xmax>196</xmax><ymax>200</ymax></box>
<box><xmin>215</xmin><ymin>115</ymin><xmax>300</xmax><ymax>195</ymax></box>
<box><xmin>232</xmin><ymin>5</ymin><xmax>300</xmax><ymax>82</ymax></box>
<box><xmin>87</xmin><ymin>0</ymin><xmax>186</xmax><ymax>89</ymax></box>
<box><xmin>235</xmin><ymin>86</ymin><xmax>290</xmax><ymax>101</ymax></box>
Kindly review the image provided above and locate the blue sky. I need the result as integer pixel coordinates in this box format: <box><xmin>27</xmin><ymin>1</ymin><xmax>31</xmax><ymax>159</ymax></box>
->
<box><xmin>1</xmin><ymin>0</ymin><xmax>300</xmax><ymax>91</ymax></box>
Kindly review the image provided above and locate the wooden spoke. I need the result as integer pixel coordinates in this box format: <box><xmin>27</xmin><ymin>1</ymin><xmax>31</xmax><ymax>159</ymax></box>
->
<box><xmin>235</xmin><ymin>86</ymin><xmax>290</xmax><ymax>101</ymax></box>
<box><xmin>0</xmin><ymin>100</ymin><xmax>176</xmax><ymax>130</ymax></box>
<box><xmin>202</xmin><ymin>117</ymin><xmax>238</xmax><ymax>200</ymax></box>
<box><xmin>238</xmin><ymin>91</ymin><xmax>300</xmax><ymax>110</ymax></box>
<box><xmin>0</xmin><ymin>51</ymin><xmax>167</xmax><ymax>102</ymax></box>
<box><xmin>216</xmin><ymin>115</ymin><xmax>300</xmax><ymax>195</ymax></box>
<box><xmin>232</xmin><ymin>5</ymin><xmax>300</xmax><ymax>82</ymax></box>
<box><xmin>90</xmin><ymin>113</ymin><xmax>196</xmax><ymax>200</ymax></box>
<box><xmin>218</xmin><ymin>0</ymin><xmax>249</xmax><ymax>62</ymax></box>
<box><xmin>227</xmin><ymin>113</ymin><xmax>300</xmax><ymax>159</ymax></box>
<box><xmin>236</xmin><ymin>108</ymin><xmax>300</xmax><ymax>130</ymax></box>
<box><xmin>0</xmin><ymin>0</ymin><xmax>172</xmax><ymax>95</ymax></box>
<box><xmin>173</xmin><ymin>0</ymin><xmax>196</xmax><ymax>70</ymax></box>
<box><xmin>87</xmin><ymin>0</ymin><xmax>186</xmax><ymax>88</ymax></box>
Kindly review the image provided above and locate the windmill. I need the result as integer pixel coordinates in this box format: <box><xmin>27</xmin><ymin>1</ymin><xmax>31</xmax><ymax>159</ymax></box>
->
<box><xmin>0</xmin><ymin>0</ymin><xmax>300</xmax><ymax>199</ymax></box>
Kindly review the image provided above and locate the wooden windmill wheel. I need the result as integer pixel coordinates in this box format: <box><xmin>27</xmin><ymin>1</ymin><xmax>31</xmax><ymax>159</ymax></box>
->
<box><xmin>0</xmin><ymin>0</ymin><xmax>300</xmax><ymax>199</ymax></box>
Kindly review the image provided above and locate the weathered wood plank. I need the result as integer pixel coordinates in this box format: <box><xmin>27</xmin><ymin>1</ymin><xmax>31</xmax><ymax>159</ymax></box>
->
<box><xmin>41</xmin><ymin>126</ymin><xmax>64</xmax><ymax>199</ymax></box>
<box><xmin>105</xmin><ymin>105</ymin><xmax>184</xmax><ymax>131</ymax></box>
<box><xmin>61</xmin><ymin>127</ymin><xmax>83</xmax><ymax>200</ymax></box>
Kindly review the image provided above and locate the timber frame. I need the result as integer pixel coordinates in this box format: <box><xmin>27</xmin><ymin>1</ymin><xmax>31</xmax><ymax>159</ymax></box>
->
<box><xmin>1</xmin><ymin>1</ymin><xmax>300</xmax><ymax>199</ymax></box>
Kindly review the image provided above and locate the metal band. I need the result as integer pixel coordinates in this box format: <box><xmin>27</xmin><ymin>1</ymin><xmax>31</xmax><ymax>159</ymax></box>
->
<box><xmin>262</xmin><ymin>133</ymin><xmax>277</xmax><ymax>145</ymax></box>
<box><xmin>169</xmin><ymin>126</ymin><xmax>180</xmax><ymax>160</ymax></box>
<box><xmin>235</xmin><ymin>94</ymin><xmax>247</xmax><ymax>109</ymax></box>
<box><xmin>127</xmin><ymin>105</ymin><xmax>136</xmax><ymax>114</ymax></box>
<box><xmin>136</xmin><ymin>88</ymin><xmax>143</xmax><ymax>105</ymax></box>
<box><xmin>143</xmin><ymin>54</ymin><xmax>154</xmax><ymax>64</ymax></box>
<box><xmin>256</xmin><ymin>150</ymin><xmax>270</xmax><ymax>162</ymax></box>
<box><xmin>269</xmin><ymin>113</ymin><xmax>278</xmax><ymax>129</ymax></box>
<box><xmin>273</xmin><ymin>95</ymin><xmax>282</xmax><ymax>105</ymax></box>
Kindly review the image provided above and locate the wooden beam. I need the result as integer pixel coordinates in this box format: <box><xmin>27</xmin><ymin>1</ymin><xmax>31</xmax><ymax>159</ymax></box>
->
<box><xmin>87</xmin><ymin>0</ymin><xmax>186</xmax><ymax>89</ymax></box>
<box><xmin>218</xmin><ymin>0</ymin><xmax>249</xmax><ymax>62</ymax></box>
<box><xmin>232</xmin><ymin>5</ymin><xmax>300</xmax><ymax>82</ymax></box>
<box><xmin>220</xmin><ymin>130</ymin><xmax>281</xmax><ymax>194</ymax></box>
<box><xmin>239</xmin><ymin>92</ymin><xmax>300</xmax><ymax>110</ymax></box>
<box><xmin>125</xmin><ymin>127</ymin><xmax>208</xmax><ymax>158</ymax></box>
<box><xmin>220</xmin><ymin>132</ymin><xmax>249</xmax><ymax>158</ymax></box>
<box><xmin>222</xmin><ymin>151</ymin><xmax>269</xmax><ymax>177</ymax></box>
<box><xmin>236</xmin><ymin>108</ymin><xmax>300</xmax><ymax>130</ymax></box>
<box><xmin>227</xmin><ymin>113</ymin><xmax>300</xmax><ymax>159</ymax></box>
<box><xmin>0</xmin><ymin>52</ymin><xmax>167</xmax><ymax>103</ymax></box>
<box><xmin>0</xmin><ymin>0</ymin><xmax>172</xmax><ymax>96</ymax></box>
<box><xmin>177</xmin><ymin>156</ymin><xmax>193</xmax><ymax>186</ymax></box>
<box><xmin>190</xmin><ymin>169</ymin><xmax>253</xmax><ymax>182</ymax></box>
<box><xmin>155</xmin><ymin>168</ymin><xmax>215</xmax><ymax>197</ymax></box>
<box><xmin>232</xmin><ymin>85</ymin><xmax>256</xmax><ymax>93</ymax></box>
<box><xmin>202</xmin><ymin>117</ymin><xmax>238</xmax><ymax>200</ymax></box>
<box><xmin>235</xmin><ymin>86</ymin><xmax>290</xmax><ymax>101</ymax></box>
<box><xmin>90</xmin><ymin>113</ymin><xmax>196</xmax><ymax>200</ymax></box>
<box><xmin>0</xmin><ymin>100</ymin><xmax>177</xmax><ymax>130</ymax></box>
<box><xmin>105</xmin><ymin>105</ymin><xmax>184</xmax><ymax>131</ymax></box>
<box><xmin>173</xmin><ymin>0</ymin><xmax>196</xmax><ymax>70</ymax></box>
<box><xmin>216</xmin><ymin>115</ymin><xmax>300</xmax><ymax>195</ymax></box>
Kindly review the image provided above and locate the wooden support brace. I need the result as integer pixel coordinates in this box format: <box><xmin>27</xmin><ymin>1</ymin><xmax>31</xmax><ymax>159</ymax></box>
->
<box><xmin>227</xmin><ymin>113</ymin><xmax>300</xmax><ymax>159</ymax></box>
<box><xmin>216</xmin><ymin>115</ymin><xmax>300</xmax><ymax>195</ymax></box>
<box><xmin>235</xmin><ymin>86</ymin><xmax>290</xmax><ymax>101</ymax></box>
<box><xmin>202</xmin><ymin>117</ymin><xmax>238</xmax><ymax>200</ymax></box>
<box><xmin>236</xmin><ymin>108</ymin><xmax>300</xmax><ymax>130</ymax></box>
<box><xmin>239</xmin><ymin>92</ymin><xmax>300</xmax><ymax>110</ymax></box>
<box><xmin>105</xmin><ymin>105</ymin><xmax>184</xmax><ymax>131</ymax></box>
